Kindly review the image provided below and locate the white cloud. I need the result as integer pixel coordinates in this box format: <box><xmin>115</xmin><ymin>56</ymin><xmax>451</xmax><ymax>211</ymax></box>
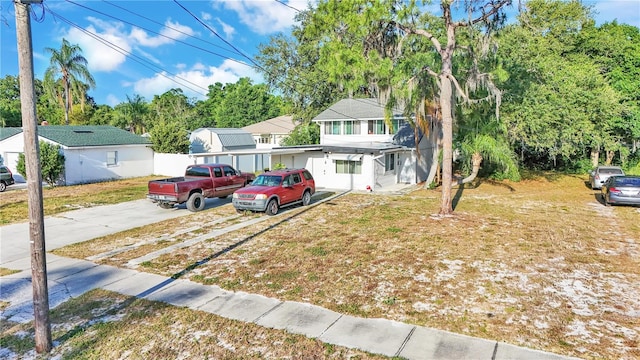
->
<box><xmin>132</xmin><ymin>59</ymin><xmax>262</xmax><ymax>100</ymax></box>
<box><xmin>214</xmin><ymin>0</ymin><xmax>306</xmax><ymax>35</ymax></box>
<box><xmin>64</xmin><ymin>18</ymin><xmax>130</xmax><ymax>72</ymax></box>
<box><xmin>216</xmin><ymin>18</ymin><xmax>236</xmax><ymax>40</ymax></box>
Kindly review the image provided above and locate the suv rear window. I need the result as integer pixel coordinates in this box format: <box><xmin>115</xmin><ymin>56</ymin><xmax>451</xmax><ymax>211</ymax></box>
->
<box><xmin>302</xmin><ymin>170</ymin><xmax>313</xmax><ymax>180</ymax></box>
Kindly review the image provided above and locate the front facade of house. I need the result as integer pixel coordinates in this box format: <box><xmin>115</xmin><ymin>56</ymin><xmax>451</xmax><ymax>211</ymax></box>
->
<box><xmin>0</xmin><ymin>125</ymin><xmax>153</xmax><ymax>185</ymax></box>
<box><xmin>304</xmin><ymin>98</ymin><xmax>431</xmax><ymax>191</ymax></box>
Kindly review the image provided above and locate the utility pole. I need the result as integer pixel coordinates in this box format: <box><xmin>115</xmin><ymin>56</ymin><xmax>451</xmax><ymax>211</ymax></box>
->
<box><xmin>14</xmin><ymin>0</ymin><xmax>52</xmax><ymax>353</ymax></box>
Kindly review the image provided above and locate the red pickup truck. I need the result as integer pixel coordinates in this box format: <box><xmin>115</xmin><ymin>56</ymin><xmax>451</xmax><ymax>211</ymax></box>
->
<box><xmin>147</xmin><ymin>164</ymin><xmax>255</xmax><ymax>212</ymax></box>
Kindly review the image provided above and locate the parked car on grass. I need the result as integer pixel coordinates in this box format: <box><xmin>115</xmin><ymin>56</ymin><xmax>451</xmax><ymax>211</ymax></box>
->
<box><xmin>232</xmin><ymin>168</ymin><xmax>315</xmax><ymax>215</ymax></box>
<box><xmin>601</xmin><ymin>176</ymin><xmax>640</xmax><ymax>207</ymax></box>
<box><xmin>589</xmin><ymin>166</ymin><xmax>625</xmax><ymax>189</ymax></box>
<box><xmin>0</xmin><ymin>165</ymin><xmax>15</xmax><ymax>192</ymax></box>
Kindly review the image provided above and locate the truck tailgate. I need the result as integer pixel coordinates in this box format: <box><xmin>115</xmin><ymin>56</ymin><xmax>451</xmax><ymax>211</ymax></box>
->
<box><xmin>148</xmin><ymin>177</ymin><xmax>184</xmax><ymax>195</ymax></box>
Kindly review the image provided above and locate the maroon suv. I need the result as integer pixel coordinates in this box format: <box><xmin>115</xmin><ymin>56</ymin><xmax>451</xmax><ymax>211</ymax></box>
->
<box><xmin>232</xmin><ymin>168</ymin><xmax>315</xmax><ymax>215</ymax></box>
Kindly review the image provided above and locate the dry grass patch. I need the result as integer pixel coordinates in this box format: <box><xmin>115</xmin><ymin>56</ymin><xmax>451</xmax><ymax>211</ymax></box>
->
<box><xmin>29</xmin><ymin>174</ymin><xmax>640</xmax><ymax>359</ymax></box>
<box><xmin>0</xmin><ymin>289</ymin><xmax>386</xmax><ymax>359</ymax></box>
<box><xmin>51</xmin><ymin>204</ymin><xmax>255</xmax><ymax>265</ymax></box>
<box><xmin>133</xmin><ymin>175</ymin><xmax>639</xmax><ymax>360</ymax></box>
<box><xmin>0</xmin><ymin>176</ymin><xmax>161</xmax><ymax>225</ymax></box>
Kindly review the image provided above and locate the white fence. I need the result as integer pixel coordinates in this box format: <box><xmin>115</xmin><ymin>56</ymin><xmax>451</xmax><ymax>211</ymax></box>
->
<box><xmin>152</xmin><ymin>152</ymin><xmax>269</xmax><ymax>177</ymax></box>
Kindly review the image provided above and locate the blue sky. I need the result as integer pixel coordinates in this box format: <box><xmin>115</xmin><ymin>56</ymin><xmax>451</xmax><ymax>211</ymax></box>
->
<box><xmin>1</xmin><ymin>0</ymin><xmax>638</xmax><ymax>107</ymax></box>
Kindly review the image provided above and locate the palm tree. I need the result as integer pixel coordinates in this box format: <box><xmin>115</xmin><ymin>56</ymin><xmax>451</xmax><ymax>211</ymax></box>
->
<box><xmin>44</xmin><ymin>39</ymin><xmax>95</xmax><ymax>125</ymax></box>
<box><xmin>454</xmin><ymin>121</ymin><xmax>520</xmax><ymax>186</ymax></box>
<box><xmin>114</xmin><ymin>94</ymin><xmax>148</xmax><ymax>134</ymax></box>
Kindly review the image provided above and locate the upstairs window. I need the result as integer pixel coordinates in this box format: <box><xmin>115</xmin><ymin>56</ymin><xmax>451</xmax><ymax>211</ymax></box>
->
<box><xmin>324</xmin><ymin>121</ymin><xmax>341</xmax><ymax>135</ymax></box>
<box><xmin>344</xmin><ymin>121</ymin><xmax>361</xmax><ymax>135</ymax></box>
<box><xmin>367</xmin><ymin>120</ymin><xmax>386</xmax><ymax>134</ymax></box>
<box><xmin>390</xmin><ymin>119</ymin><xmax>406</xmax><ymax>134</ymax></box>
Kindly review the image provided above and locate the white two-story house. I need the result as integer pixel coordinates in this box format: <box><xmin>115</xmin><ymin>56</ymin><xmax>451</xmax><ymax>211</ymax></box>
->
<box><xmin>267</xmin><ymin>98</ymin><xmax>435</xmax><ymax>191</ymax></box>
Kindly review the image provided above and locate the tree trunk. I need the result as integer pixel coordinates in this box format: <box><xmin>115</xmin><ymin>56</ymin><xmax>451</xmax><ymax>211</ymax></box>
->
<box><xmin>605</xmin><ymin>150</ymin><xmax>614</xmax><ymax>165</ymax></box>
<box><xmin>453</xmin><ymin>152</ymin><xmax>482</xmax><ymax>187</ymax></box>
<box><xmin>438</xmin><ymin>13</ymin><xmax>456</xmax><ymax>215</ymax></box>
<box><xmin>423</xmin><ymin>117</ymin><xmax>442</xmax><ymax>188</ymax></box>
<box><xmin>439</xmin><ymin>74</ymin><xmax>454</xmax><ymax>214</ymax></box>
<box><xmin>590</xmin><ymin>149</ymin><xmax>599</xmax><ymax>167</ymax></box>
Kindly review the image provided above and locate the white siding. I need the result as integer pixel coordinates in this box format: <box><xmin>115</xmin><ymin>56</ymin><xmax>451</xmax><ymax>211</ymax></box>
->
<box><xmin>63</xmin><ymin>145</ymin><xmax>154</xmax><ymax>185</ymax></box>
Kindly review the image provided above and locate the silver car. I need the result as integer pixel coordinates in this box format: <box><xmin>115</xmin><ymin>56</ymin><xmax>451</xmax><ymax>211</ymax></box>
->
<box><xmin>589</xmin><ymin>166</ymin><xmax>624</xmax><ymax>189</ymax></box>
<box><xmin>602</xmin><ymin>176</ymin><xmax>640</xmax><ymax>206</ymax></box>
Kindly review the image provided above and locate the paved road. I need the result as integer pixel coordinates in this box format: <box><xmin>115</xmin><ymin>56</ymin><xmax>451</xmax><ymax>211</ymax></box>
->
<box><xmin>0</xmin><ymin>197</ymin><xmax>579</xmax><ymax>360</ymax></box>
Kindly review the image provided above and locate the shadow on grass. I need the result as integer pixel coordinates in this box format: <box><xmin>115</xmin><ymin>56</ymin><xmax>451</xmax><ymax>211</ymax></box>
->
<box><xmin>452</xmin><ymin>178</ymin><xmax>516</xmax><ymax>211</ymax></box>
<box><xmin>170</xmin><ymin>190</ymin><xmax>344</xmax><ymax>281</ymax></box>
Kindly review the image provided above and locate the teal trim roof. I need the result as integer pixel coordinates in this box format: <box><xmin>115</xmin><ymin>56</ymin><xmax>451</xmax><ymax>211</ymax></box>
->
<box><xmin>1</xmin><ymin>126</ymin><xmax>151</xmax><ymax>147</ymax></box>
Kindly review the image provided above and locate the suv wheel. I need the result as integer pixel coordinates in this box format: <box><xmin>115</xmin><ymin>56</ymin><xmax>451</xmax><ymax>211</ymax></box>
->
<box><xmin>0</xmin><ymin>181</ymin><xmax>6</xmax><ymax>192</ymax></box>
<box><xmin>302</xmin><ymin>190</ymin><xmax>311</xmax><ymax>206</ymax></box>
<box><xmin>265</xmin><ymin>199</ymin><xmax>279</xmax><ymax>216</ymax></box>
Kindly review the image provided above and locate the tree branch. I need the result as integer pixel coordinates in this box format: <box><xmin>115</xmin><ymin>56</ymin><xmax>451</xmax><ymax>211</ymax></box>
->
<box><xmin>452</xmin><ymin>0</ymin><xmax>512</xmax><ymax>28</ymax></box>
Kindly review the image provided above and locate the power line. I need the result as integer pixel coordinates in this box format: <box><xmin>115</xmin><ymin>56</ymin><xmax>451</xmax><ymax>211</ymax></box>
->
<box><xmin>45</xmin><ymin>7</ymin><xmax>210</xmax><ymax>97</ymax></box>
<box><xmin>65</xmin><ymin>0</ymin><xmax>250</xmax><ymax>66</ymax></box>
<box><xmin>273</xmin><ymin>0</ymin><xmax>302</xmax><ymax>13</ymax></box>
<box><xmin>99</xmin><ymin>0</ymin><xmax>243</xmax><ymax>58</ymax></box>
<box><xmin>172</xmin><ymin>0</ymin><xmax>266</xmax><ymax>73</ymax></box>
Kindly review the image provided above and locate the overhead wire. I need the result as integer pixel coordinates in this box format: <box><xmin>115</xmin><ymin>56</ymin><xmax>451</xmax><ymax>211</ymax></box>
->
<box><xmin>171</xmin><ymin>0</ymin><xmax>266</xmax><ymax>73</ymax></box>
<box><xmin>65</xmin><ymin>0</ymin><xmax>250</xmax><ymax>66</ymax></box>
<box><xmin>43</xmin><ymin>0</ymin><xmax>383</xmax><ymax>123</ymax></box>
<box><xmin>45</xmin><ymin>6</ymin><xmax>210</xmax><ymax>97</ymax></box>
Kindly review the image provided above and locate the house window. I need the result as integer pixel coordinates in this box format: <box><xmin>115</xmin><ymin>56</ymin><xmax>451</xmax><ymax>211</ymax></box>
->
<box><xmin>367</xmin><ymin>120</ymin><xmax>386</xmax><ymax>134</ymax></box>
<box><xmin>107</xmin><ymin>151</ymin><xmax>118</xmax><ymax>166</ymax></box>
<box><xmin>259</xmin><ymin>136</ymin><xmax>270</xmax><ymax>144</ymax></box>
<box><xmin>391</xmin><ymin>119</ymin><xmax>406</xmax><ymax>134</ymax></box>
<box><xmin>385</xmin><ymin>153</ymin><xmax>395</xmax><ymax>171</ymax></box>
<box><xmin>324</xmin><ymin>121</ymin><xmax>341</xmax><ymax>135</ymax></box>
<box><xmin>344</xmin><ymin>121</ymin><xmax>361</xmax><ymax>135</ymax></box>
<box><xmin>335</xmin><ymin>160</ymin><xmax>362</xmax><ymax>174</ymax></box>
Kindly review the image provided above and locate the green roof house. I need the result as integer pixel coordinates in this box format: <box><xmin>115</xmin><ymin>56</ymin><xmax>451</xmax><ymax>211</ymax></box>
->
<box><xmin>0</xmin><ymin>125</ymin><xmax>153</xmax><ymax>185</ymax></box>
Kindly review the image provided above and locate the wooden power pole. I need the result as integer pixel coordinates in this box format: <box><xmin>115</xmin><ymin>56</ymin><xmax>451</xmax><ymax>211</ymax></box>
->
<box><xmin>14</xmin><ymin>0</ymin><xmax>52</xmax><ymax>353</ymax></box>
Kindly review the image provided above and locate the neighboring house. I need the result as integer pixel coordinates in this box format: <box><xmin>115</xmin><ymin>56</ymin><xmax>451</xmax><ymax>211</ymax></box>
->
<box><xmin>189</xmin><ymin>128</ymin><xmax>256</xmax><ymax>154</ymax></box>
<box><xmin>263</xmin><ymin>98</ymin><xmax>435</xmax><ymax>191</ymax></box>
<box><xmin>242</xmin><ymin>115</ymin><xmax>297</xmax><ymax>149</ymax></box>
<box><xmin>0</xmin><ymin>125</ymin><xmax>153</xmax><ymax>185</ymax></box>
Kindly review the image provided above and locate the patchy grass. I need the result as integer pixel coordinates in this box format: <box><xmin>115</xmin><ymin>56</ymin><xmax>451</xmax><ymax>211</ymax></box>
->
<box><xmin>5</xmin><ymin>173</ymin><xmax>640</xmax><ymax>359</ymax></box>
<box><xmin>0</xmin><ymin>289</ymin><xmax>385</xmax><ymax>359</ymax></box>
<box><xmin>0</xmin><ymin>176</ymin><xmax>161</xmax><ymax>225</ymax></box>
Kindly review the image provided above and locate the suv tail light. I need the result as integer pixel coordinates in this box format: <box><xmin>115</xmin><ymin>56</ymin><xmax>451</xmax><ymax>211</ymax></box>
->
<box><xmin>609</xmin><ymin>187</ymin><xmax>621</xmax><ymax>194</ymax></box>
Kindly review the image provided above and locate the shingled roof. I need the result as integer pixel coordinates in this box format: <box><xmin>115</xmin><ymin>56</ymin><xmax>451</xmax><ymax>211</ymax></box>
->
<box><xmin>1</xmin><ymin>125</ymin><xmax>151</xmax><ymax>147</ymax></box>
<box><xmin>0</xmin><ymin>127</ymin><xmax>23</xmax><ymax>141</ymax></box>
<box><xmin>312</xmin><ymin>98</ymin><xmax>405</xmax><ymax>121</ymax></box>
<box><xmin>242</xmin><ymin>115</ymin><xmax>296</xmax><ymax>135</ymax></box>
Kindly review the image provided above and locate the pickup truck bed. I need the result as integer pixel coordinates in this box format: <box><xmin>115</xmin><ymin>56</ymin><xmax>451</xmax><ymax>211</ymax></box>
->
<box><xmin>148</xmin><ymin>164</ymin><xmax>255</xmax><ymax>212</ymax></box>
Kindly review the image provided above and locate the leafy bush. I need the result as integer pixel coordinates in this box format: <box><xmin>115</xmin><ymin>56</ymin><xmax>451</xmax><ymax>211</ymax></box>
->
<box><xmin>16</xmin><ymin>141</ymin><xmax>65</xmax><ymax>186</ymax></box>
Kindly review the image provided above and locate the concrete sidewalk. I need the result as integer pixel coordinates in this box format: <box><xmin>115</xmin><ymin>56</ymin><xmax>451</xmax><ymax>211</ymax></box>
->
<box><xmin>1</xmin><ymin>199</ymin><xmax>579</xmax><ymax>359</ymax></box>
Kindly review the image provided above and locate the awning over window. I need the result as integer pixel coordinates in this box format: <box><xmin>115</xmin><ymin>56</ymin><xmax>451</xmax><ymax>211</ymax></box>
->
<box><xmin>328</xmin><ymin>153</ymin><xmax>363</xmax><ymax>161</ymax></box>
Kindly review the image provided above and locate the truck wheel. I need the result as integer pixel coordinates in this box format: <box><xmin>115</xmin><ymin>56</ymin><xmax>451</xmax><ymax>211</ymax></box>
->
<box><xmin>301</xmin><ymin>190</ymin><xmax>311</xmax><ymax>206</ymax></box>
<box><xmin>158</xmin><ymin>202</ymin><xmax>173</xmax><ymax>209</ymax></box>
<box><xmin>265</xmin><ymin>199</ymin><xmax>279</xmax><ymax>216</ymax></box>
<box><xmin>186</xmin><ymin>193</ymin><xmax>206</xmax><ymax>212</ymax></box>
<box><xmin>0</xmin><ymin>182</ymin><xmax>6</xmax><ymax>192</ymax></box>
